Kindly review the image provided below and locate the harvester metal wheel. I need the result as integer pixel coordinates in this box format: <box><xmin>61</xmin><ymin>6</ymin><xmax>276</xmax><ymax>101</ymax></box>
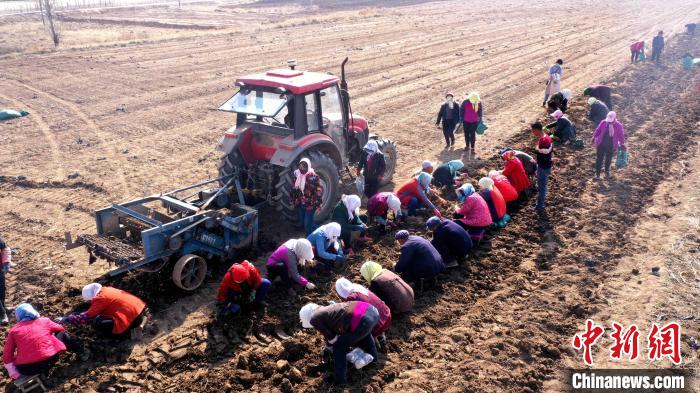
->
<box><xmin>172</xmin><ymin>254</ymin><xmax>207</xmax><ymax>291</ymax></box>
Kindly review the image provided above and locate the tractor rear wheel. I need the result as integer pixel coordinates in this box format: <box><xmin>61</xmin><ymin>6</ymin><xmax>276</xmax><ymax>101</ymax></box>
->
<box><xmin>373</xmin><ymin>137</ymin><xmax>397</xmax><ymax>186</ymax></box>
<box><xmin>273</xmin><ymin>150</ymin><xmax>340</xmax><ymax>224</ymax></box>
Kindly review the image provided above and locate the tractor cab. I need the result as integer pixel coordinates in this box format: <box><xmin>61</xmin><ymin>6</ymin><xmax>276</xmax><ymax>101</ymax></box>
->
<box><xmin>218</xmin><ymin>64</ymin><xmax>355</xmax><ymax>166</ymax></box>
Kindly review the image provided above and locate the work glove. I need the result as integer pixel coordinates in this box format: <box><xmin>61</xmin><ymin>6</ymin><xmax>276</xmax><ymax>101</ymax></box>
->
<box><xmin>248</xmin><ymin>291</ymin><xmax>256</xmax><ymax>303</ymax></box>
<box><xmin>305</xmin><ymin>282</ymin><xmax>316</xmax><ymax>290</ymax></box>
<box><xmin>4</xmin><ymin>363</ymin><xmax>20</xmax><ymax>380</ymax></box>
<box><xmin>2</xmin><ymin>263</ymin><xmax>9</xmax><ymax>273</ymax></box>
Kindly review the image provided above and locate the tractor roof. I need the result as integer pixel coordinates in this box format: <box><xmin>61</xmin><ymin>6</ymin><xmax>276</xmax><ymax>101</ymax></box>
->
<box><xmin>236</xmin><ymin>69</ymin><xmax>339</xmax><ymax>95</ymax></box>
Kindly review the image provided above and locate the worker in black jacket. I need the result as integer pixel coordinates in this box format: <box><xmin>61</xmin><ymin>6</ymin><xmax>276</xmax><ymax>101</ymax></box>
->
<box><xmin>651</xmin><ymin>31</ymin><xmax>665</xmax><ymax>63</ymax></box>
<box><xmin>436</xmin><ymin>93</ymin><xmax>461</xmax><ymax>148</ymax></box>
<box><xmin>587</xmin><ymin>97</ymin><xmax>609</xmax><ymax>127</ymax></box>
<box><xmin>357</xmin><ymin>140</ymin><xmax>386</xmax><ymax>198</ymax></box>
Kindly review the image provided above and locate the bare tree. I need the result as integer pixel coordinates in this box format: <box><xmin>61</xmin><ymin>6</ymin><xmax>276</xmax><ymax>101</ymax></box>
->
<box><xmin>38</xmin><ymin>0</ymin><xmax>60</xmax><ymax>47</ymax></box>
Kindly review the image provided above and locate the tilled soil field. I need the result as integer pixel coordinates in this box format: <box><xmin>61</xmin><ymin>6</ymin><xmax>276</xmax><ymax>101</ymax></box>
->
<box><xmin>1</xmin><ymin>0</ymin><xmax>700</xmax><ymax>392</ymax></box>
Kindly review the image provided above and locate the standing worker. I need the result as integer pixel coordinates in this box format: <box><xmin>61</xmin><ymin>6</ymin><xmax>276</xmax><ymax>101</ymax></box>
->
<box><xmin>543</xmin><ymin>59</ymin><xmax>563</xmax><ymax>107</ymax></box>
<box><xmin>393</xmin><ymin>230</ymin><xmax>444</xmax><ymax>286</ymax></box>
<box><xmin>651</xmin><ymin>31</ymin><xmax>665</xmax><ymax>64</ymax></box>
<box><xmin>216</xmin><ymin>261</ymin><xmax>271</xmax><ymax>316</ymax></box>
<box><xmin>532</xmin><ymin>122</ymin><xmax>555</xmax><ymax>211</ymax></box>
<box><xmin>299</xmin><ymin>301</ymin><xmax>379</xmax><ymax>387</ymax></box>
<box><xmin>436</xmin><ymin>93</ymin><xmax>461</xmax><ymax>148</ymax></box>
<box><xmin>0</xmin><ymin>236</ymin><xmax>11</xmax><ymax>324</ymax></box>
<box><xmin>292</xmin><ymin>158</ymin><xmax>324</xmax><ymax>235</ymax></box>
<box><xmin>460</xmin><ymin>92</ymin><xmax>483</xmax><ymax>154</ymax></box>
<box><xmin>592</xmin><ymin>111</ymin><xmax>626</xmax><ymax>180</ymax></box>
<box><xmin>266</xmin><ymin>238</ymin><xmax>316</xmax><ymax>296</ymax></box>
<box><xmin>357</xmin><ymin>140</ymin><xmax>386</xmax><ymax>198</ymax></box>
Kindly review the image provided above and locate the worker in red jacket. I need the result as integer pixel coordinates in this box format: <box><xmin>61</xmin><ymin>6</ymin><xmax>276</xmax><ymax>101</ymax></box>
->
<box><xmin>217</xmin><ymin>261</ymin><xmax>271</xmax><ymax>316</ymax></box>
<box><xmin>63</xmin><ymin>283</ymin><xmax>147</xmax><ymax>339</ymax></box>
<box><xmin>4</xmin><ymin>304</ymin><xmax>87</xmax><ymax>380</ymax></box>
<box><xmin>489</xmin><ymin>171</ymin><xmax>519</xmax><ymax>203</ymax></box>
<box><xmin>500</xmin><ymin>150</ymin><xmax>531</xmax><ymax>194</ymax></box>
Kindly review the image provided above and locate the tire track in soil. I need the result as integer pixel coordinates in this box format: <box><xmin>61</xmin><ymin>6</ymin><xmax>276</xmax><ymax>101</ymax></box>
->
<box><xmin>4</xmin><ymin>79</ymin><xmax>133</xmax><ymax>197</ymax></box>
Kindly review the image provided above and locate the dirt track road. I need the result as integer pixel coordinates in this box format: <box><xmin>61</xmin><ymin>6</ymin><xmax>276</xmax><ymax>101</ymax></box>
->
<box><xmin>1</xmin><ymin>0</ymin><xmax>700</xmax><ymax>391</ymax></box>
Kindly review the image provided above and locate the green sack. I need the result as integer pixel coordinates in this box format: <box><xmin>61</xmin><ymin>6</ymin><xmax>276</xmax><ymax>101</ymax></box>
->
<box><xmin>0</xmin><ymin>109</ymin><xmax>29</xmax><ymax>121</ymax></box>
<box><xmin>476</xmin><ymin>121</ymin><xmax>488</xmax><ymax>135</ymax></box>
<box><xmin>616</xmin><ymin>149</ymin><xmax>628</xmax><ymax>169</ymax></box>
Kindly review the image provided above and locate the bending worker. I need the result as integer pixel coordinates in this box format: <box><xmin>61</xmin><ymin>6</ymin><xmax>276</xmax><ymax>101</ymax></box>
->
<box><xmin>393</xmin><ymin>230</ymin><xmax>444</xmax><ymax>285</ymax></box>
<box><xmin>216</xmin><ymin>261</ymin><xmax>271</xmax><ymax>316</ymax></box>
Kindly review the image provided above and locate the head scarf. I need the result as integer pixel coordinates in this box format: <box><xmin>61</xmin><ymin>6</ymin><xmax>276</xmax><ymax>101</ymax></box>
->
<box><xmin>299</xmin><ymin>303</ymin><xmax>320</xmax><ymax>329</ymax></box>
<box><xmin>341</xmin><ymin>194</ymin><xmax>361</xmax><ymax>219</ymax></box>
<box><xmin>422</xmin><ymin>160</ymin><xmax>433</xmax><ymax>170</ymax></box>
<box><xmin>448</xmin><ymin>160</ymin><xmax>465</xmax><ymax>172</ymax></box>
<box><xmin>15</xmin><ymin>303</ymin><xmax>39</xmax><ymax>322</ymax></box>
<box><xmin>417</xmin><ymin>172</ymin><xmax>433</xmax><ymax>189</ymax></box>
<box><xmin>360</xmin><ymin>261</ymin><xmax>385</xmax><ymax>283</ymax></box>
<box><xmin>606</xmin><ymin>111</ymin><xmax>617</xmax><ymax>137</ymax></box>
<box><xmin>551</xmin><ymin>110</ymin><xmax>564</xmax><ymax>120</ymax></box>
<box><xmin>501</xmin><ymin>150</ymin><xmax>516</xmax><ymax>161</ymax></box>
<box><xmin>364</xmin><ymin>140</ymin><xmax>379</xmax><ymax>154</ymax></box>
<box><xmin>467</xmin><ymin>92</ymin><xmax>480</xmax><ymax>111</ymax></box>
<box><xmin>561</xmin><ymin>89</ymin><xmax>572</xmax><ymax>100</ymax></box>
<box><xmin>293</xmin><ymin>158</ymin><xmax>316</xmax><ymax>191</ymax></box>
<box><xmin>395</xmin><ymin>230</ymin><xmax>410</xmax><ymax>240</ymax></box>
<box><xmin>322</xmin><ymin>222</ymin><xmax>342</xmax><ymax>245</ymax></box>
<box><xmin>285</xmin><ymin>238</ymin><xmax>314</xmax><ymax>266</ymax></box>
<box><xmin>386</xmin><ymin>193</ymin><xmax>401</xmax><ymax>215</ymax></box>
<box><xmin>335</xmin><ymin>277</ymin><xmax>369</xmax><ymax>299</ymax></box>
<box><xmin>488</xmin><ymin>170</ymin><xmax>501</xmax><ymax>178</ymax></box>
<box><xmin>478</xmin><ymin>177</ymin><xmax>494</xmax><ymax>190</ymax></box>
<box><xmin>82</xmin><ymin>283</ymin><xmax>103</xmax><ymax>301</ymax></box>
<box><xmin>456</xmin><ymin>183</ymin><xmax>475</xmax><ymax>204</ymax></box>
<box><xmin>426</xmin><ymin>216</ymin><xmax>441</xmax><ymax>229</ymax></box>
<box><xmin>588</xmin><ymin>97</ymin><xmax>597</xmax><ymax>106</ymax></box>
<box><xmin>231</xmin><ymin>264</ymin><xmax>250</xmax><ymax>283</ymax></box>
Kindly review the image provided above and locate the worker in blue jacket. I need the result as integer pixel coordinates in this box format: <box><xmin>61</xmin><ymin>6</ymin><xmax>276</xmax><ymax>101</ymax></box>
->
<box><xmin>425</xmin><ymin>216</ymin><xmax>472</xmax><ymax>266</ymax></box>
<box><xmin>307</xmin><ymin>222</ymin><xmax>344</xmax><ymax>271</ymax></box>
<box><xmin>393</xmin><ymin>230</ymin><xmax>444</xmax><ymax>284</ymax></box>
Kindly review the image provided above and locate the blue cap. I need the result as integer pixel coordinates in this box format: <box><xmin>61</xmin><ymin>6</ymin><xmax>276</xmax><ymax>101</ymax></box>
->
<box><xmin>426</xmin><ymin>216</ymin><xmax>441</xmax><ymax>229</ymax></box>
<box><xmin>394</xmin><ymin>230</ymin><xmax>410</xmax><ymax>240</ymax></box>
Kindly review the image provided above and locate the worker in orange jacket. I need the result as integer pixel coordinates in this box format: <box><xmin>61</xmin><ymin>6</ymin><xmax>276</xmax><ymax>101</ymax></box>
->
<box><xmin>216</xmin><ymin>261</ymin><xmax>271</xmax><ymax>315</ymax></box>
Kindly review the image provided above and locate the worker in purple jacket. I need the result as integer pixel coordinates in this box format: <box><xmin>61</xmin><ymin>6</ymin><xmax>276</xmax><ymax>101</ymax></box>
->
<box><xmin>393</xmin><ymin>230</ymin><xmax>444</xmax><ymax>284</ymax></box>
<box><xmin>592</xmin><ymin>111</ymin><xmax>626</xmax><ymax>180</ymax></box>
<box><xmin>299</xmin><ymin>301</ymin><xmax>379</xmax><ymax>387</ymax></box>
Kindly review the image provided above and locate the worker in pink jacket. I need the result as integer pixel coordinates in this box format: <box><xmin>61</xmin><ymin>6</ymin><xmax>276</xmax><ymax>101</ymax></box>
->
<box><xmin>453</xmin><ymin>183</ymin><xmax>492</xmax><ymax>243</ymax></box>
<box><xmin>3</xmin><ymin>304</ymin><xmax>87</xmax><ymax>379</ymax></box>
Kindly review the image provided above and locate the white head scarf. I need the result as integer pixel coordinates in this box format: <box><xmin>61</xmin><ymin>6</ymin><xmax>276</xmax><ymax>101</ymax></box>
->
<box><xmin>293</xmin><ymin>157</ymin><xmax>316</xmax><ymax>191</ymax></box>
<box><xmin>335</xmin><ymin>277</ymin><xmax>369</xmax><ymax>299</ymax></box>
<box><xmin>478</xmin><ymin>177</ymin><xmax>494</xmax><ymax>190</ymax></box>
<box><xmin>82</xmin><ymin>283</ymin><xmax>103</xmax><ymax>301</ymax></box>
<box><xmin>322</xmin><ymin>222</ymin><xmax>342</xmax><ymax>243</ymax></box>
<box><xmin>299</xmin><ymin>302</ymin><xmax>320</xmax><ymax>329</ymax></box>
<box><xmin>386</xmin><ymin>193</ymin><xmax>401</xmax><ymax>215</ymax></box>
<box><xmin>341</xmin><ymin>194</ymin><xmax>361</xmax><ymax>219</ymax></box>
<box><xmin>285</xmin><ymin>238</ymin><xmax>314</xmax><ymax>266</ymax></box>
<box><xmin>422</xmin><ymin>160</ymin><xmax>433</xmax><ymax>170</ymax></box>
<box><xmin>488</xmin><ymin>170</ymin><xmax>501</xmax><ymax>178</ymax></box>
<box><xmin>561</xmin><ymin>89</ymin><xmax>572</xmax><ymax>100</ymax></box>
<box><xmin>364</xmin><ymin>140</ymin><xmax>379</xmax><ymax>154</ymax></box>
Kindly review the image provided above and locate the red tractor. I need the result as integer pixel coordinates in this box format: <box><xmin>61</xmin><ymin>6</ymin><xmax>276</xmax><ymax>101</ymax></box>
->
<box><xmin>216</xmin><ymin>58</ymin><xmax>397</xmax><ymax>221</ymax></box>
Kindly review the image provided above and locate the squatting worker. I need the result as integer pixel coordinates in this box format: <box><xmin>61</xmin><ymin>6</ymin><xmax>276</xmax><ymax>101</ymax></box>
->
<box><xmin>299</xmin><ymin>301</ymin><xmax>379</xmax><ymax>387</ymax></box>
<box><xmin>216</xmin><ymin>261</ymin><xmax>271</xmax><ymax>316</ymax></box>
<box><xmin>360</xmin><ymin>261</ymin><xmax>414</xmax><ymax>314</ymax></box>
<box><xmin>266</xmin><ymin>238</ymin><xmax>316</xmax><ymax>296</ymax></box>
<box><xmin>63</xmin><ymin>283</ymin><xmax>147</xmax><ymax>339</ymax></box>
<box><xmin>4</xmin><ymin>304</ymin><xmax>88</xmax><ymax>380</ymax></box>
<box><xmin>436</xmin><ymin>93</ymin><xmax>460</xmax><ymax>148</ymax></box>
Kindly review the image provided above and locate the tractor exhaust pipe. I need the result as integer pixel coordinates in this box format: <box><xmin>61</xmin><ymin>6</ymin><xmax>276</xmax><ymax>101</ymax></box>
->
<box><xmin>340</xmin><ymin>57</ymin><xmax>348</xmax><ymax>92</ymax></box>
<box><xmin>340</xmin><ymin>57</ymin><xmax>352</xmax><ymax>129</ymax></box>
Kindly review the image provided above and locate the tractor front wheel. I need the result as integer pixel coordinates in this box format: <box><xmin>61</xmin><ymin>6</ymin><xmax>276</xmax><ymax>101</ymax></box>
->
<box><xmin>273</xmin><ymin>150</ymin><xmax>340</xmax><ymax>225</ymax></box>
